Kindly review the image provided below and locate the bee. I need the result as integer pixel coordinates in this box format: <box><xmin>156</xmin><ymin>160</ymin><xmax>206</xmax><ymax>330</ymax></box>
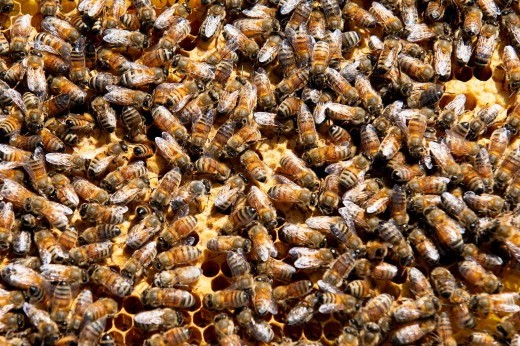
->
<box><xmin>502</xmin><ymin>9</ymin><xmax>520</xmax><ymax>52</ymax></box>
<box><xmin>343</xmin><ymin>1</ymin><xmax>376</xmax><ymax>28</ymax></box>
<box><xmin>198</xmin><ymin>4</ymin><xmax>226</xmax><ymax>41</ymax></box>
<box><xmin>325</xmin><ymin>68</ymin><xmax>359</xmax><ymax>104</ymax></box>
<box><xmin>68</xmin><ymin>241</ymin><xmax>113</xmax><ymax>266</ymax></box>
<box><xmin>72</xmin><ymin>178</ymin><xmax>109</xmax><ymax>204</ymax></box>
<box><xmin>203</xmin><ymin>290</ymin><xmax>249</xmax><ymax>310</ymax></box>
<box><xmin>194</xmin><ymin>156</ymin><xmax>231</xmax><ymax>182</ymax></box>
<box><xmin>251</xmin><ymin>276</ymin><xmax>277</xmax><ymax>316</ymax></box>
<box><xmin>289</xmin><ymin>247</ymin><xmax>337</xmax><ymax>270</ymax></box>
<box><xmin>286</xmin><ymin>1</ymin><xmax>312</xmax><ymax>30</ymax></box>
<box><xmin>154</xmin><ymin>245</ymin><xmax>202</xmax><ymax>271</ymax></box>
<box><xmin>104</xmin><ymin>85</ymin><xmax>151</xmax><ymax>110</ymax></box>
<box><xmin>328</xmin><ymin>221</ymin><xmax>365</xmax><ymax>254</ymax></box>
<box><xmin>139</xmin><ymin>48</ymin><xmax>174</xmax><ymax>68</ymax></box>
<box><xmin>390</xmin><ymin>184</ymin><xmax>409</xmax><ymax>226</ymax></box>
<box><xmin>49</xmin><ymin>281</ymin><xmax>73</xmax><ymax>328</ymax></box>
<box><xmin>239</xmin><ymin>150</ymin><xmax>269</xmax><ymax>183</ymax></box>
<box><xmin>392</xmin><ymin>296</ymin><xmax>440</xmax><ymax>323</ymax></box>
<box><xmin>78</xmin><ymin>224</ymin><xmax>121</xmax><ymax>245</ymax></box>
<box><xmin>154</xmin><ymin>266</ymin><xmax>202</xmax><ymax>288</ymax></box>
<box><xmin>375</xmin><ymin>36</ymin><xmax>401</xmax><ymax>75</ymax></box>
<box><xmin>170</xmin><ymin>179</ymin><xmax>211</xmax><ymax>211</ymax></box>
<box><xmin>245</xmin><ymin>187</ymin><xmax>276</xmax><ymax>230</ymax></box>
<box><xmin>39</xmin><ymin>263</ymin><xmax>87</xmax><ymax>285</ymax></box>
<box><xmin>503</xmin><ymin>45</ymin><xmax>520</xmax><ymax>94</ymax></box>
<box><xmin>119</xmin><ymin>67</ymin><xmax>166</xmax><ymax>89</ymax></box>
<box><xmin>279</xmin><ymin>151</ymin><xmax>319</xmax><ymax>190</ymax></box>
<box><xmin>462</xmin><ymin>6</ymin><xmax>483</xmax><ymax>37</ymax></box>
<box><xmin>497</xmin><ymin>311</ymin><xmax>520</xmax><ymax>339</ymax></box>
<box><xmin>151</xmin><ymin>106</ymin><xmax>189</xmax><ymax>144</ymax></box>
<box><xmin>318</xmin><ymin>174</ymin><xmax>340</xmax><ymax>215</ymax></box>
<box><xmin>50</xmin><ymin>174</ymin><xmax>78</xmax><ymax>210</ymax></box>
<box><xmin>354</xmin><ymin>293</ymin><xmax>394</xmax><ymax>326</ymax></box>
<box><xmin>257</xmin><ymin>34</ymin><xmax>283</xmax><ymax>65</ymax></box>
<box><xmin>272</xmin><ymin>280</ymin><xmax>313</xmax><ymax>303</ymax></box>
<box><xmin>369</xmin><ymin>1</ymin><xmax>403</xmax><ymax>33</ymax></box>
<box><xmin>506</xmin><ymin>175</ymin><xmax>520</xmax><ymax>205</ymax></box>
<box><xmin>488</xmin><ymin>128</ymin><xmax>511</xmax><ymax>166</ymax></box>
<box><xmin>0</xmin><ymin>201</ymin><xmax>14</xmax><ymax>251</ymax></box>
<box><xmin>10</xmin><ymin>14</ymin><xmax>32</xmax><ymax>55</ymax></box>
<box><xmin>157</xmin><ymin>215</ymin><xmax>197</xmax><ymax>249</ymax></box>
<box><xmin>392</xmin><ymin>319</ymin><xmax>436</xmax><ymax>345</ymax></box>
<box><xmin>398</xmin><ymin>54</ymin><xmax>434</xmax><ymax>82</ymax></box>
<box><xmin>102</xmin><ymin>28</ymin><xmax>148</xmax><ymax>49</ymax></box>
<box><xmin>474</xmin><ymin>20</ymin><xmax>499</xmax><ymax>68</ymax></box>
<box><xmin>303</xmin><ymin>144</ymin><xmax>352</xmax><ymax>167</ymax></box>
<box><xmin>149</xmin><ymin>168</ymin><xmax>181</xmax><ymax>210</ymax></box>
<box><xmin>318</xmin><ymin>251</ymin><xmax>356</xmax><ymax>288</ymax></box>
<box><xmin>81</xmin><ymin>298</ymin><xmax>116</xmax><ymax>325</ymax></box>
<box><xmin>424</xmin><ymin>206</ymin><xmax>465</xmax><ymax>252</ymax></box>
<box><xmin>408</xmin><ymin>228</ymin><xmax>440</xmax><ymax>265</ymax></box>
<box><xmin>89</xmin><ymin>97</ymin><xmax>116</xmax><ymax>134</ymax></box>
<box><xmin>32</xmin><ymin>32</ymin><xmax>72</xmax><ymax>60</ymax></box>
<box><xmin>23</xmin><ymin>303</ymin><xmax>59</xmax><ymax>345</ymax></box>
<box><xmin>87</xmin><ymin>73</ymin><xmax>118</xmax><ymax>94</ymax></box>
<box><xmin>459</xmin><ymin>259</ymin><xmax>502</xmax><ymax>293</ymax></box>
<box><xmin>428</xmin><ymin>141</ymin><xmax>462</xmax><ymax>183</ymax></box>
<box><xmin>494</xmin><ymin>146</ymin><xmax>520</xmax><ymax>188</ymax></box>
<box><xmin>247</xmin><ymin>223</ymin><xmax>277</xmax><ymax>262</ymax></box>
<box><xmin>214</xmin><ymin>314</ymin><xmax>241</xmax><ymax>345</ymax></box>
<box><xmin>275</xmin><ymin>67</ymin><xmax>309</xmax><ymax>100</ymax></box>
<box><xmin>268</xmin><ymin>175</ymin><xmax>317</xmax><ymax>208</ymax></box>
<box><xmin>1</xmin><ymin>263</ymin><xmax>51</xmax><ymax>304</ymax></box>
<box><xmin>339</xmin><ymin>155</ymin><xmax>370</xmax><ymax>189</ymax></box>
<box><xmin>462</xmin><ymin>243</ymin><xmax>503</xmax><ymax>272</ymax></box>
<box><xmin>24</xmin><ymin>51</ymin><xmax>48</xmax><ymax>100</ymax></box>
<box><xmin>441</xmin><ymin>192</ymin><xmax>479</xmax><ymax>231</ymax></box>
<box><xmin>225</xmin><ymin>125</ymin><xmax>262</xmax><ymax>157</ymax></box>
<box><xmin>477</xmin><ymin>0</ymin><xmax>499</xmax><ymax>18</ymax></box>
<box><xmin>251</xmin><ymin>68</ymin><xmax>276</xmax><ymax>111</ymax></box>
<box><xmin>355</xmin><ymin>75</ymin><xmax>383</xmax><ymax>115</ymax></box>
<box><xmin>155</xmin><ymin>132</ymin><xmax>192</xmax><ymax>172</ymax></box>
<box><xmin>223</xmin><ymin>24</ymin><xmax>259</xmax><ymax>60</ymax></box>
<box><xmin>430</xmin><ymin>266</ymin><xmax>461</xmax><ymax>302</ymax></box>
<box><xmin>79</xmin><ymin>203</ymin><xmax>127</xmax><ymax>224</ymax></box>
<box><xmin>49</xmin><ymin>76</ymin><xmax>86</xmax><ymax>106</ymax></box>
<box><xmin>134</xmin><ymin>308</ymin><xmax>183</xmax><ymax>332</ymax></box>
<box><xmin>432</xmin><ymin>35</ymin><xmax>453</xmax><ymax>81</ymax></box>
<box><xmin>158</xmin><ymin>17</ymin><xmax>191</xmax><ymax>50</ymax></box>
<box><xmin>89</xmin><ymin>265</ymin><xmax>133</xmax><ymax>297</ymax></box>
<box><xmin>235</xmin><ymin>307</ymin><xmax>274</xmax><ymax>343</ymax></box>
<box><xmin>407</xmin><ymin>82</ymin><xmax>444</xmax><ymax>108</ymax></box>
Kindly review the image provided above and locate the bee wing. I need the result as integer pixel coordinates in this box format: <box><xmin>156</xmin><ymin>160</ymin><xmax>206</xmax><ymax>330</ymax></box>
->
<box><xmin>242</xmin><ymin>4</ymin><xmax>273</xmax><ymax>18</ymax></box>
<box><xmin>506</xmin><ymin>240</ymin><xmax>520</xmax><ymax>263</ymax></box>
<box><xmin>26</xmin><ymin>66</ymin><xmax>47</xmax><ymax>98</ymax></box>
<box><xmin>224</xmin><ymin>24</ymin><xmax>242</xmax><ymax>39</ymax></box>
<box><xmin>0</xmin><ymin>178</ymin><xmax>34</xmax><ymax>200</ymax></box>
<box><xmin>45</xmin><ymin>200</ymin><xmax>73</xmax><ymax>215</ymax></box>
<box><xmin>305</xmin><ymin>216</ymin><xmax>340</xmax><ymax>231</ymax></box>
<box><xmin>258</xmin><ymin>38</ymin><xmax>281</xmax><ymax>64</ymax></box>
<box><xmin>273</xmin><ymin>174</ymin><xmax>298</xmax><ymax>186</ymax></box>
<box><xmin>103</xmin><ymin>29</ymin><xmax>132</xmax><ymax>45</ymax></box>
<box><xmin>29</xmin><ymin>40</ymin><xmax>61</xmax><ymax>57</ymax></box>
<box><xmin>40</xmin><ymin>17</ymin><xmax>63</xmax><ymax>38</ymax></box>
<box><xmin>253</xmin><ymin>112</ymin><xmax>277</xmax><ymax>127</ymax></box>
<box><xmin>154</xmin><ymin>7</ymin><xmax>177</xmax><ymax>30</ymax></box>
<box><xmin>279</xmin><ymin>0</ymin><xmax>303</xmax><ymax>15</ymax></box>
<box><xmin>365</xmin><ymin>196</ymin><xmax>390</xmax><ymax>214</ymax></box>
<box><xmin>2</xmin><ymin>88</ymin><xmax>26</xmax><ymax>114</ymax></box>
<box><xmin>406</xmin><ymin>23</ymin><xmax>435</xmax><ymax>42</ymax></box>
<box><xmin>317</xmin><ymin>280</ymin><xmax>343</xmax><ymax>293</ymax></box>
<box><xmin>88</xmin><ymin>155</ymin><xmax>115</xmax><ymax>176</ymax></box>
<box><xmin>109</xmin><ymin>186</ymin><xmax>141</xmax><ymax>204</ymax></box>
<box><xmin>45</xmin><ymin>153</ymin><xmax>77</xmax><ymax>168</ymax></box>
<box><xmin>313</xmin><ymin>103</ymin><xmax>327</xmax><ymax>125</ymax></box>
<box><xmin>325</xmin><ymin>160</ymin><xmax>352</xmax><ymax>175</ymax></box>
<box><xmin>78</xmin><ymin>0</ymin><xmax>105</xmax><ymax>17</ymax></box>
<box><xmin>11</xmin><ymin>15</ymin><xmax>32</xmax><ymax>37</ymax></box>
<box><xmin>428</xmin><ymin>141</ymin><xmax>452</xmax><ymax>167</ymax></box>
<box><xmin>444</xmin><ymin>94</ymin><xmax>466</xmax><ymax>115</ymax></box>
<box><xmin>201</xmin><ymin>14</ymin><xmax>223</xmax><ymax>39</ymax></box>
<box><xmin>319</xmin><ymin>302</ymin><xmax>347</xmax><ymax>314</ymax></box>
<box><xmin>134</xmin><ymin>309</ymin><xmax>166</xmax><ymax>325</ymax></box>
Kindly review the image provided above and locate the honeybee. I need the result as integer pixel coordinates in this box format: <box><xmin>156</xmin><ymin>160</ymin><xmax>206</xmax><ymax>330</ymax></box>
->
<box><xmin>71</xmin><ymin>178</ymin><xmax>108</xmax><ymax>204</ymax></box>
<box><xmin>1</xmin><ymin>263</ymin><xmax>51</xmax><ymax>303</ymax></box>
<box><xmin>428</xmin><ymin>141</ymin><xmax>461</xmax><ymax>183</ymax></box>
<box><xmin>392</xmin><ymin>319</ymin><xmax>436</xmax><ymax>345</ymax></box>
<box><xmin>207</xmin><ymin>235</ymin><xmax>250</xmax><ymax>254</ymax></box>
<box><xmin>398</xmin><ymin>54</ymin><xmax>434</xmax><ymax>82</ymax></box>
<box><xmin>251</xmin><ymin>276</ymin><xmax>277</xmax><ymax>316</ymax></box>
<box><xmin>424</xmin><ymin>206</ymin><xmax>465</xmax><ymax>252</ymax></box>
<box><xmin>134</xmin><ymin>308</ymin><xmax>184</xmax><ymax>335</ymax></box>
<box><xmin>408</xmin><ymin>228</ymin><xmax>440</xmax><ymax>265</ymax></box>
<box><xmin>268</xmin><ymin>175</ymin><xmax>317</xmax><ymax>209</ymax></box>
<box><xmin>256</xmin><ymin>257</ymin><xmax>296</xmax><ymax>282</ymax></box>
<box><xmin>89</xmin><ymin>265</ymin><xmax>133</xmax><ymax>297</ymax></box>
<box><xmin>369</xmin><ymin>1</ymin><xmax>403</xmax><ymax>33</ymax></box>
<box><xmin>390</xmin><ymin>184</ymin><xmax>409</xmax><ymax>226</ymax></box>
<box><xmin>158</xmin><ymin>215</ymin><xmax>197</xmax><ymax>249</ymax></box>
<box><xmin>153</xmin><ymin>244</ymin><xmax>202</xmax><ymax>271</ymax></box>
<box><xmin>487</xmin><ymin>128</ymin><xmax>511</xmax><ymax>166</ymax></box>
<box><xmin>502</xmin><ymin>45</ymin><xmax>520</xmax><ymax>94</ymax></box>
<box><xmin>392</xmin><ymin>295</ymin><xmax>440</xmax><ymax>323</ymax></box>
<box><xmin>79</xmin><ymin>202</ymin><xmax>128</xmax><ymax>224</ymax></box>
<box><xmin>102</xmin><ymin>28</ymin><xmax>148</xmax><ymax>49</ymax></box>
<box><xmin>338</xmin><ymin>155</ymin><xmax>370</xmax><ymax>189</ymax></box>
<box><xmin>10</xmin><ymin>14</ymin><xmax>32</xmax><ymax>55</ymax></box>
<box><xmin>68</xmin><ymin>241</ymin><xmax>113</xmax><ymax>266</ymax></box>
<box><xmin>374</xmin><ymin>36</ymin><xmax>401</xmax><ymax>75</ymax></box>
<box><xmin>151</xmin><ymin>107</ymin><xmax>188</xmax><ymax>145</ymax></box>
<box><xmin>38</xmin><ymin>264</ymin><xmax>87</xmax><ymax>286</ymax></box>
<box><xmin>194</xmin><ymin>156</ymin><xmax>231</xmax><ymax>182</ymax></box>
<box><xmin>474</xmin><ymin>20</ymin><xmax>499</xmax><ymax>68</ymax></box>
<box><xmin>246</xmin><ymin>187</ymin><xmax>277</xmax><ymax>230</ymax></box>
<box><xmin>459</xmin><ymin>259</ymin><xmax>502</xmax><ymax>293</ymax></box>
<box><xmin>78</xmin><ymin>224</ymin><xmax>121</xmax><ymax>245</ymax></box>
<box><xmin>325</xmin><ymin>68</ymin><xmax>359</xmax><ymax>104</ymax></box>
<box><xmin>204</xmin><ymin>290</ymin><xmax>249</xmax><ymax>310</ymax></box>
<box><xmin>104</xmin><ymin>85</ymin><xmax>151</xmax><ymax>110</ymax></box>
<box><xmin>158</xmin><ymin>16</ymin><xmax>191</xmax><ymax>50</ymax></box>
<box><xmin>34</xmin><ymin>228</ymin><xmax>69</xmax><ymax>265</ymax></box>
<box><xmin>257</xmin><ymin>34</ymin><xmax>283</xmax><ymax>65</ymax></box>
<box><xmin>214</xmin><ymin>313</ymin><xmax>241</xmax><ymax>345</ymax></box>
<box><xmin>495</xmin><ymin>146</ymin><xmax>520</xmax><ymax>189</ymax></box>
<box><xmin>441</xmin><ymin>192</ymin><xmax>479</xmax><ymax>231</ymax></box>
<box><xmin>355</xmin><ymin>75</ymin><xmax>383</xmax><ymax>115</ymax></box>
<box><xmin>49</xmin><ymin>76</ymin><xmax>86</xmax><ymax>106</ymax></box>
<box><xmin>286</xmin><ymin>293</ymin><xmax>318</xmax><ymax>326</ymax></box>
<box><xmin>225</xmin><ymin>125</ymin><xmax>262</xmax><ymax>157</ymax></box>
<box><xmin>407</xmin><ymin>82</ymin><xmax>444</xmax><ymax>108</ymax></box>
<box><xmin>318</xmin><ymin>251</ymin><xmax>356</xmax><ymax>288</ymax></box>
<box><xmin>317</xmin><ymin>174</ymin><xmax>340</xmax><ymax>215</ymax></box>
<box><xmin>170</xmin><ymin>179</ymin><xmax>211</xmax><ymax>212</ymax></box>
<box><xmin>155</xmin><ymin>132</ymin><xmax>192</xmax><ymax>172</ymax></box>
<box><xmin>236</xmin><ymin>307</ymin><xmax>274</xmax><ymax>343</ymax></box>
<box><xmin>153</xmin><ymin>266</ymin><xmax>202</xmax><ymax>288</ymax></box>
<box><xmin>288</xmin><ymin>247</ymin><xmax>336</xmax><ymax>270</ymax></box>
<box><xmin>354</xmin><ymin>293</ymin><xmax>394</xmax><ymax>326</ymax></box>
<box><xmin>303</xmin><ymin>144</ymin><xmax>352</xmax><ymax>167</ymax></box>
<box><xmin>23</xmin><ymin>303</ymin><xmax>59</xmax><ymax>345</ymax></box>
<box><xmin>279</xmin><ymin>151</ymin><xmax>319</xmax><ymax>190</ymax></box>
<box><xmin>470</xmin><ymin>292</ymin><xmax>519</xmax><ymax>318</ymax></box>
<box><xmin>430</xmin><ymin>266</ymin><xmax>462</xmax><ymax>302</ymax></box>
<box><xmin>343</xmin><ymin>1</ymin><xmax>376</xmax><ymax>28</ymax></box>
<box><xmin>497</xmin><ymin>311</ymin><xmax>520</xmax><ymax>339</ymax></box>
<box><xmin>0</xmin><ymin>201</ymin><xmax>14</xmax><ymax>251</ymax></box>
<box><xmin>223</xmin><ymin>24</ymin><xmax>259</xmax><ymax>60</ymax></box>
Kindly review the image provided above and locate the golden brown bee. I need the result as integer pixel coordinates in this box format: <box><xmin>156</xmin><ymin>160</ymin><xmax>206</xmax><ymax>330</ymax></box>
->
<box><xmin>488</xmin><ymin>128</ymin><xmax>511</xmax><ymax>166</ymax></box>
<box><xmin>247</xmin><ymin>187</ymin><xmax>277</xmax><ymax>230</ymax></box>
<box><xmin>154</xmin><ymin>243</ymin><xmax>201</xmax><ymax>270</ymax></box>
<box><xmin>23</xmin><ymin>303</ymin><xmax>59</xmax><ymax>345</ymax></box>
<box><xmin>157</xmin><ymin>215</ymin><xmax>197</xmax><ymax>249</ymax></box>
<box><xmin>398</xmin><ymin>54</ymin><xmax>434</xmax><ymax>82</ymax></box>
<box><xmin>462</xmin><ymin>243</ymin><xmax>503</xmax><ymax>270</ymax></box>
<box><xmin>343</xmin><ymin>1</ymin><xmax>377</xmax><ymax>28</ymax></box>
<box><xmin>256</xmin><ymin>257</ymin><xmax>296</xmax><ymax>282</ymax></box>
<box><xmin>474</xmin><ymin>20</ymin><xmax>499</xmax><ymax>68</ymax></box>
<box><xmin>272</xmin><ymin>280</ymin><xmax>313</xmax><ymax>302</ymax></box>
<box><xmin>38</xmin><ymin>263</ymin><xmax>87</xmax><ymax>286</ymax></box>
<box><xmin>251</xmin><ymin>276</ymin><xmax>277</xmax><ymax>316</ymax></box>
<box><xmin>392</xmin><ymin>319</ymin><xmax>436</xmax><ymax>345</ymax></box>
<box><xmin>88</xmin><ymin>265</ymin><xmax>133</xmax><ymax>297</ymax></box>
<box><xmin>369</xmin><ymin>1</ymin><xmax>403</xmax><ymax>33</ymax></box>
<box><xmin>102</xmin><ymin>28</ymin><xmax>148</xmax><ymax>49</ymax></box>
<box><xmin>72</xmin><ymin>178</ymin><xmax>109</xmax><ymax>204</ymax></box>
<box><xmin>150</xmin><ymin>167</ymin><xmax>181</xmax><ymax>210</ymax></box>
<box><xmin>88</xmin><ymin>72</ymin><xmax>118</xmax><ymax>94</ymax></box>
<box><xmin>441</xmin><ymin>192</ymin><xmax>479</xmax><ymax>231</ymax></box>
<box><xmin>505</xmin><ymin>174</ymin><xmax>520</xmax><ymax>205</ymax></box>
<box><xmin>50</xmin><ymin>174</ymin><xmax>78</xmax><ymax>210</ymax></box>
<box><xmin>303</xmin><ymin>144</ymin><xmax>352</xmax><ymax>167</ymax></box>
<box><xmin>318</xmin><ymin>174</ymin><xmax>340</xmax><ymax>215</ymax></box>
<box><xmin>154</xmin><ymin>266</ymin><xmax>202</xmax><ymax>288</ymax></box>
<box><xmin>278</xmin><ymin>151</ymin><xmax>319</xmax><ymax>190</ymax></box>
<box><xmin>318</xmin><ymin>251</ymin><xmax>356</xmax><ymax>288</ymax></box>
<box><xmin>1</xmin><ymin>263</ymin><xmax>51</xmax><ymax>303</ymax></box>
<box><xmin>42</xmin><ymin>95</ymin><xmax>68</xmax><ymax>119</ymax></box>
<box><xmin>0</xmin><ymin>201</ymin><xmax>14</xmax><ymax>251</ymax></box>
<box><xmin>50</xmin><ymin>281</ymin><xmax>73</xmax><ymax>328</ymax></box>
<box><xmin>140</xmin><ymin>48</ymin><xmax>175</xmax><ymax>68</ymax></box>
<box><xmin>375</xmin><ymin>36</ymin><xmax>401</xmax><ymax>75</ymax></box>
<box><xmin>275</xmin><ymin>67</ymin><xmax>310</xmax><ymax>101</ymax></box>
<box><xmin>151</xmin><ymin>106</ymin><xmax>188</xmax><ymax>144</ymax></box>
<box><xmin>120</xmin><ymin>67</ymin><xmax>166</xmax><ymax>89</ymax></box>
<box><xmin>502</xmin><ymin>45</ymin><xmax>520</xmax><ymax>94</ymax></box>
<box><xmin>134</xmin><ymin>308</ymin><xmax>183</xmax><ymax>332</ymax></box>
<box><xmin>79</xmin><ymin>203</ymin><xmax>127</xmax><ymax>224</ymax></box>
<box><xmin>225</xmin><ymin>125</ymin><xmax>262</xmax><ymax>157</ymax></box>
<box><xmin>104</xmin><ymin>85</ymin><xmax>152</xmax><ymax>110</ymax></box>
<box><xmin>339</xmin><ymin>155</ymin><xmax>370</xmax><ymax>189</ymax></box>
<box><xmin>68</xmin><ymin>241</ymin><xmax>112</xmax><ymax>266</ymax></box>
<box><xmin>424</xmin><ymin>207</ymin><xmax>465</xmax><ymax>252</ymax></box>
<box><xmin>354</xmin><ymin>293</ymin><xmax>394</xmax><ymax>326</ymax></box>
<box><xmin>329</xmin><ymin>221</ymin><xmax>365</xmax><ymax>254</ymax></box>
<box><xmin>49</xmin><ymin>76</ymin><xmax>86</xmax><ymax>106</ymax></box>
<box><xmin>430</xmin><ymin>266</ymin><xmax>462</xmax><ymax>302</ymax></box>
<box><xmin>10</xmin><ymin>14</ymin><xmax>32</xmax><ymax>56</ymax></box>
<box><xmin>253</xmin><ymin>68</ymin><xmax>275</xmax><ymax>111</ymax></box>
<box><xmin>408</xmin><ymin>228</ymin><xmax>440</xmax><ymax>265</ymax></box>
<box><xmin>235</xmin><ymin>307</ymin><xmax>274</xmax><ymax>343</ymax></box>
<box><xmin>494</xmin><ymin>146</ymin><xmax>520</xmax><ymax>188</ymax></box>
<box><xmin>240</xmin><ymin>150</ymin><xmax>269</xmax><ymax>183</ymax></box>
<box><xmin>78</xmin><ymin>224</ymin><xmax>121</xmax><ymax>245</ymax></box>
<box><xmin>194</xmin><ymin>156</ymin><xmax>231</xmax><ymax>182</ymax></box>
<box><xmin>392</xmin><ymin>295</ymin><xmax>440</xmax><ymax>323</ymax></box>
<box><xmin>459</xmin><ymin>259</ymin><xmax>502</xmax><ymax>293</ymax></box>
<box><xmin>268</xmin><ymin>174</ymin><xmax>317</xmax><ymax>208</ymax></box>
<box><xmin>155</xmin><ymin>132</ymin><xmax>192</xmax><ymax>172</ymax></box>
<box><xmin>204</xmin><ymin>290</ymin><xmax>249</xmax><ymax>310</ymax></box>
<box><xmin>248</xmin><ymin>223</ymin><xmax>277</xmax><ymax>262</ymax></box>
<box><xmin>346</xmin><ymin>279</ymin><xmax>374</xmax><ymax>299</ymax></box>
<box><xmin>497</xmin><ymin>311</ymin><xmax>520</xmax><ymax>339</ymax></box>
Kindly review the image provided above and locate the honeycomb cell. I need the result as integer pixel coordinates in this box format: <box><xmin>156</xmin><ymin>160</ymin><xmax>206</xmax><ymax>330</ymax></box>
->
<box><xmin>125</xmin><ymin>327</ymin><xmax>145</xmax><ymax>345</ymax></box>
<box><xmin>187</xmin><ymin>293</ymin><xmax>202</xmax><ymax>312</ymax></box>
<box><xmin>455</xmin><ymin>66</ymin><xmax>474</xmax><ymax>82</ymax></box>
<box><xmin>193</xmin><ymin>308</ymin><xmax>213</xmax><ymax>327</ymax></box>
<box><xmin>220</xmin><ymin>261</ymin><xmax>232</xmax><ymax>278</ymax></box>
<box><xmin>109</xmin><ymin>331</ymin><xmax>124</xmax><ymax>346</ymax></box>
<box><xmin>283</xmin><ymin>324</ymin><xmax>303</xmax><ymax>340</ymax></box>
<box><xmin>464</xmin><ymin>93</ymin><xmax>478</xmax><ymax>110</ymax></box>
<box><xmin>211</xmin><ymin>275</ymin><xmax>230</xmax><ymax>291</ymax></box>
<box><xmin>114</xmin><ymin>313</ymin><xmax>133</xmax><ymax>332</ymax></box>
<box><xmin>203</xmin><ymin>325</ymin><xmax>218</xmax><ymax>344</ymax></box>
<box><xmin>324</xmin><ymin>321</ymin><xmax>342</xmax><ymax>341</ymax></box>
<box><xmin>123</xmin><ymin>295</ymin><xmax>143</xmax><ymax>314</ymax></box>
<box><xmin>303</xmin><ymin>321</ymin><xmax>324</xmax><ymax>341</ymax></box>
<box><xmin>190</xmin><ymin>328</ymin><xmax>203</xmax><ymax>344</ymax></box>
<box><xmin>201</xmin><ymin>260</ymin><xmax>220</xmax><ymax>278</ymax></box>
<box><xmin>474</xmin><ymin>66</ymin><xmax>493</xmax><ymax>81</ymax></box>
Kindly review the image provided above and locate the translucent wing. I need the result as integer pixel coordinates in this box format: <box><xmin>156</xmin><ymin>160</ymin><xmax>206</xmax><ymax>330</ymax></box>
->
<box><xmin>134</xmin><ymin>309</ymin><xmax>166</xmax><ymax>325</ymax></box>
<box><xmin>406</xmin><ymin>23</ymin><xmax>435</xmax><ymax>42</ymax></box>
<box><xmin>242</xmin><ymin>4</ymin><xmax>273</xmax><ymax>18</ymax></box>
<box><xmin>201</xmin><ymin>15</ymin><xmax>222</xmax><ymax>39</ymax></box>
<box><xmin>103</xmin><ymin>29</ymin><xmax>133</xmax><ymax>46</ymax></box>
<box><xmin>279</xmin><ymin>0</ymin><xmax>303</xmax><ymax>15</ymax></box>
<box><xmin>3</xmin><ymin>88</ymin><xmax>26</xmax><ymax>114</ymax></box>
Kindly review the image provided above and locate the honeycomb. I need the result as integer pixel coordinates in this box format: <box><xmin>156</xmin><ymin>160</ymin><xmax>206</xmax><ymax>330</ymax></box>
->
<box><xmin>0</xmin><ymin>0</ymin><xmax>519</xmax><ymax>345</ymax></box>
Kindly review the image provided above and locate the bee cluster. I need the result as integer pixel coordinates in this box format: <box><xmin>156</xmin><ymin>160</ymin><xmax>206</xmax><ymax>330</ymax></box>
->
<box><xmin>0</xmin><ymin>0</ymin><xmax>519</xmax><ymax>344</ymax></box>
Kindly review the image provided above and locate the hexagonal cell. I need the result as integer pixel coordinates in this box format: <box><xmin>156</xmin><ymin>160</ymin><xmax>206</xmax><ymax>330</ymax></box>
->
<box><xmin>203</xmin><ymin>325</ymin><xmax>218</xmax><ymax>344</ymax></box>
<box><xmin>211</xmin><ymin>274</ymin><xmax>230</xmax><ymax>291</ymax></box>
<box><xmin>455</xmin><ymin>66</ymin><xmax>473</xmax><ymax>82</ymax></box>
<box><xmin>193</xmin><ymin>308</ymin><xmax>214</xmax><ymax>327</ymax></box>
<box><xmin>114</xmin><ymin>313</ymin><xmax>133</xmax><ymax>332</ymax></box>
<box><xmin>474</xmin><ymin>66</ymin><xmax>492</xmax><ymax>82</ymax></box>
<box><xmin>187</xmin><ymin>293</ymin><xmax>202</xmax><ymax>312</ymax></box>
<box><xmin>220</xmin><ymin>261</ymin><xmax>232</xmax><ymax>278</ymax></box>
<box><xmin>323</xmin><ymin>321</ymin><xmax>342</xmax><ymax>341</ymax></box>
<box><xmin>123</xmin><ymin>295</ymin><xmax>143</xmax><ymax>315</ymax></box>
<box><xmin>126</xmin><ymin>327</ymin><xmax>145</xmax><ymax>345</ymax></box>
<box><xmin>201</xmin><ymin>260</ymin><xmax>220</xmax><ymax>278</ymax></box>
<box><xmin>190</xmin><ymin>327</ymin><xmax>203</xmax><ymax>344</ymax></box>
<box><xmin>109</xmin><ymin>331</ymin><xmax>124</xmax><ymax>346</ymax></box>
<box><xmin>303</xmin><ymin>321</ymin><xmax>323</xmax><ymax>341</ymax></box>
<box><xmin>283</xmin><ymin>324</ymin><xmax>303</xmax><ymax>340</ymax></box>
